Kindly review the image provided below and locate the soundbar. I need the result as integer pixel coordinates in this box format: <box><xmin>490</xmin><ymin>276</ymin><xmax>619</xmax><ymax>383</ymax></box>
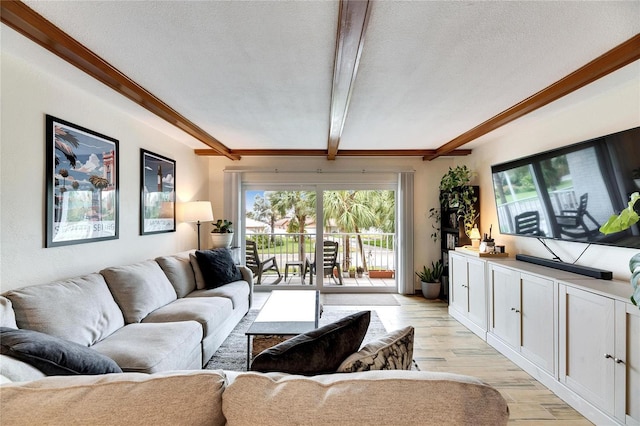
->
<box><xmin>515</xmin><ymin>254</ymin><xmax>613</xmax><ymax>280</ymax></box>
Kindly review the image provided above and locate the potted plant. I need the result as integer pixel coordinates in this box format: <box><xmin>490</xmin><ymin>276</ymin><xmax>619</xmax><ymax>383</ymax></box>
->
<box><xmin>438</xmin><ymin>165</ymin><xmax>479</xmax><ymax>241</ymax></box>
<box><xmin>348</xmin><ymin>266</ymin><xmax>356</xmax><ymax>278</ymax></box>
<box><xmin>416</xmin><ymin>260</ymin><xmax>444</xmax><ymax>299</ymax></box>
<box><xmin>210</xmin><ymin>219</ymin><xmax>233</xmax><ymax>248</ymax></box>
<box><xmin>356</xmin><ymin>266</ymin><xmax>364</xmax><ymax>278</ymax></box>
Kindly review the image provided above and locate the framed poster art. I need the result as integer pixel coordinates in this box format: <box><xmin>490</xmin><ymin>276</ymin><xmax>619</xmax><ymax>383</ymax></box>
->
<box><xmin>46</xmin><ymin>115</ymin><xmax>119</xmax><ymax>247</ymax></box>
<box><xmin>140</xmin><ymin>149</ymin><xmax>176</xmax><ymax>235</ymax></box>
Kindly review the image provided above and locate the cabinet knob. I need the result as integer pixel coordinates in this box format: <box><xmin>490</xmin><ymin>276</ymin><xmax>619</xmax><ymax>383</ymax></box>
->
<box><xmin>510</xmin><ymin>307</ymin><xmax>515</xmax><ymax>311</ymax></box>
<box><xmin>615</xmin><ymin>358</ymin><xmax>625</xmax><ymax>364</ymax></box>
<box><xmin>514</xmin><ymin>309</ymin><xmax>520</xmax><ymax>313</ymax></box>
<box><xmin>604</xmin><ymin>354</ymin><xmax>613</xmax><ymax>359</ymax></box>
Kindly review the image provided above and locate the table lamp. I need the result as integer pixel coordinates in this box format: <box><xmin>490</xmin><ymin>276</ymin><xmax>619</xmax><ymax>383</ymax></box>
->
<box><xmin>469</xmin><ymin>226</ymin><xmax>481</xmax><ymax>249</ymax></box>
<box><xmin>183</xmin><ymin>201</ymin><xmax>214</xmax><ymax>250</ymax></box>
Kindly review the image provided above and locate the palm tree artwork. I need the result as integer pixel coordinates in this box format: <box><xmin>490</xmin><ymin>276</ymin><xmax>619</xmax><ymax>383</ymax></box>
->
<box><xmin>89</xmin><ymin>175</ymin><xmax>109</xmax><ymax>221</ymax></box>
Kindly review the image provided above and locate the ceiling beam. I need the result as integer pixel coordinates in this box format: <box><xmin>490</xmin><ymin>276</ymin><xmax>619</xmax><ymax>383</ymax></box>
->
<box><xmin>1</xmin><ymin>0</ymin><xmax>240</xmax><ymax>161</ymax></box>
<box><xmin>327</xmin><ymin>0</ymin><xmax>372</xmax><ymax>160</ymax></box>
<box><xmin>424</xmin><ymin>33</ymin><xmax>640</xmax><ymax>161</ymax></box>
<box><xmin>195</xmin><ymin>148</ymin><xmax>472</xmax><ymax>157</ymax></box>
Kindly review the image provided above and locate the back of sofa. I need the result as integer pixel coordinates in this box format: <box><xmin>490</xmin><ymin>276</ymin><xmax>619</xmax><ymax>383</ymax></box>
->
<box><xmin>0</xmin><ymin>370</ymin><xmax>227</xmax><ymax>426</ymax></box>
<box><xmin>4</xmin><ymin>273</ymin><xmax>125</xmax><ymax>346</ymax></box>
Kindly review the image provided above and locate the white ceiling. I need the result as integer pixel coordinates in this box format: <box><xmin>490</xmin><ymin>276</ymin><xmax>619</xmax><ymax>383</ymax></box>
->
<box><xmin>9</xmin><ymin>1</ymin><xmax>640</xmax><ymax>153</ymax></box>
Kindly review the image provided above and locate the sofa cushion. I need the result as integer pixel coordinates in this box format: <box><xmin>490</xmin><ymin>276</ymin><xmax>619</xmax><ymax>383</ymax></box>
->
<box><xmin>91</xmin><ymin>321</ymin><xmax>203</xmax><ymax>373</ymax></box>
<box><xmin>101</xmin><ymin>260</ymin><xmax>177</xmax><ymax>324</ymax></box>
<box><xmin>143</xmin><ymin>297</ymin><xmax>233</xmax><ymax>337</ymax></box>
<box><xmin>0</xmin><ymin>354</ymin><xmax>47</xmax><ymax>382</ymax></box>
<box><xmin>195</xmin><ymin>249</ymin><xmax>243</xmax><ymax>289</ymax></box>
<box><xmin>250</xmin><ymin>311</ymin><xmax>370</xmax><ymax>376</ymax></box>
<box><xmin>337</xmin><ymin>326</ymin><xmax>414</xmax><ymax>372</ymax></box>
<box><xmin>155</xmin><ymin>251</ymin><xmax>197</xmax><ymax>298</ymax></box>
<box><xmin>187</xmin><ymin>281</ymin><xmax>250</xmax><ymax>310</ymax></box>
<box><xmin>1</xmin><ymin>370</ymin><xmax>227</xmax><ymax>426</ymax></box>
<box><xmin>0</xmin><ymin>296</ymin><xmax>17</xmax><ymax>328</ymax></box>
<box><xmin>0</xmin><ymin>327</ymin><xmax>122</xmax><ymax>376</ymax></box>
<box><xmin>223</xmin><ymin>370</ymin><xmax>510</xmax><ymax>426</ymax></box>
<box><xmin>4</xmin><ymin>273</ymin><xmax>124</xmax><ymax>346</ymax></box>
<box><xmin>190</xmin><ymin>253</ymin><xmax>207</xmax><ymax>289</ymax></box>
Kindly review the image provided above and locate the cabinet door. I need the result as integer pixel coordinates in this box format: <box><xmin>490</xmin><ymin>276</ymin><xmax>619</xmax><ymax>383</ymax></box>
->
<box><xmin>559</xmin><ymin>285</ymin><xmax>615</xmax><ymax>415</ymax></box>
<box><xmin>614</xmin><ymin>300</ymin><xmax>640</xmax><ymax>424</ymax></box>
<box><xmin>490</xmin><ymin>264</ymin><xmax>520</xmax><ymax>348</ymax></box>
<box><xmin>467</xmin><ymin>258</ymin><xmax>486</xmax><ymax>329</ymax></box>
<box><xmin>520</xmin><ymin>274</ymin><xmax>555</xmax><ymax>374</ymax></box>
<box><xmin>449</xmin><ymin>252</ymin><xmax>468</xmax><ymax>313</ymax></box>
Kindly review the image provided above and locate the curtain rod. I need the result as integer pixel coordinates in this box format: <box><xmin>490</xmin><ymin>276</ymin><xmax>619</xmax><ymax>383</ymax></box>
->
<box><xmin>223</xmin><ymin>167</ymin><xmax>415</xmax><ymax>174</ymax></box>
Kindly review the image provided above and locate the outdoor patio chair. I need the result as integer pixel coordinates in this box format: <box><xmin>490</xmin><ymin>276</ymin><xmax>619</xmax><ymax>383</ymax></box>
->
<box><xmin>555</xmin><ymin>193</ymin><xmax>600</xmax><ymax>239</ymax></box>
<box><xmin>309</xmin><ymin>240</ymin><xmax>342</xmax><ymax>285</ymax></box>
<box><xmin>245</xmin><ymin>240</ymin><xmax>282</xmax><ymax>284</ymax></box>
<box><xmin>514</xmin><ymin>211</ymin><xmax>545</xmax><ymax>236</ymax></box>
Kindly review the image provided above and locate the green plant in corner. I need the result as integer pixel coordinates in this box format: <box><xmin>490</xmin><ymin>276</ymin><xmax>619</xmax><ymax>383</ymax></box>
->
<box><xmin>428</xmin><ymin>207</ymin><xmax>441</xmax><ymax>243</ymax></box>
<box><xmin>416</xmin><ymin>260</ymin><xmax>444</xmax><ymax>283</ymax></box>
<box><xmin>211</xmin><ymin>219</ymin><xmax>233</xmax><ymax>233</ymax></box>
<box><xmin>438</xmin><ymin>165</ymin><xmax>478</xmax><ymax>238</ymax></box>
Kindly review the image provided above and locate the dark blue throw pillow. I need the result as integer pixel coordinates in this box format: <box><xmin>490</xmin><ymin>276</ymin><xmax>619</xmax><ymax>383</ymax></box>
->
<box><xmin>195</xmin><ymin>248</ymin><xmax>243</xmax><ymax>289</ymax></box>
<box><xmin>0</xmin><ymin>327</ymin><xmax>122</xmax><ymax>375</ymax></box>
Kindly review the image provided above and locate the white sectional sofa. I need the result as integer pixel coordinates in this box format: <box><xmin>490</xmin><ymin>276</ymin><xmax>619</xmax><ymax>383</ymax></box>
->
<box><xmin>0</xmin><ymin>250</ymin><xmax>252</xmax><ymax>376</ymax></box>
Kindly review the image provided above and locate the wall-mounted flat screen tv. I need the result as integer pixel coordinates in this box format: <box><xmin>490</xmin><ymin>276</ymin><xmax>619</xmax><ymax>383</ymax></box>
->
<box><xmin>491</xmin><ymin>126</ymin><xmax>640</xmax><ymax>249</ymax></box>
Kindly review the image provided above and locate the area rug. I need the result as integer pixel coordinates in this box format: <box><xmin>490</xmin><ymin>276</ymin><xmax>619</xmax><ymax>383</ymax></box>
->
<box><xmin>320</xmin><ymin>293</ymin><xmax>400</xmax><ymax>306</ymax></box>
<box><xmin>205</xmin><ymin>307</ymin><xmax>387</xmax><ymax>372</ymax></box>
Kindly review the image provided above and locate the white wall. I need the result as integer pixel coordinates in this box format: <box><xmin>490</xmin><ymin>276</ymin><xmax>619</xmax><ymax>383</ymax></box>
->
<box><xmin>462</xmin><ymin>61</ymin><xmax>640</xmax><ymax>281</ymax></box>
<box><xmin>0</xmin><ymin>45</ymin><xmax>209</xmax><ymax>292</ymax></box>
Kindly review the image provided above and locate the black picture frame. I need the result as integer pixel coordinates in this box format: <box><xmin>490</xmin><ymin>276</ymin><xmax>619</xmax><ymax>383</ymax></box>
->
<box><xmin>140</xmin><ymin>149</ymin><xmax>176</xmax><ymax>235</ymax></box>
<box><xmin>46</xmin><ymin>115</ymin><xmax>119</xmax><ymax>247</ymax></box>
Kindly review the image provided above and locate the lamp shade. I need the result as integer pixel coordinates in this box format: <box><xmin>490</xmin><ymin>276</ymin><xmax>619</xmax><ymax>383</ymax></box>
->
<box><xmin>469</xmin><ymin>227</ymin><xmax>481</xmax><ymax>240</ymax></box>
<box><xmin>182</xmin><ymin>201</ymin><xmax>213</xmax><ymax>223</ymax></box>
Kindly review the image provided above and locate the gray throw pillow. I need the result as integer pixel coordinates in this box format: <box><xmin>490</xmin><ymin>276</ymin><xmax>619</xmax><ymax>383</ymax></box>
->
<box><xmin>195</xmin><ymin>249</ymin><xmax>242</xmax><ymax>288</ymax></box>
<box><xmin>250</xmin><ymin>311</ymin><xmax>371</xmax><ymax>376</ymax></box>
<box><xmin>0</xmin><ymin>327</ymin><xmax>122</xmax><ymax>376</ymax></box>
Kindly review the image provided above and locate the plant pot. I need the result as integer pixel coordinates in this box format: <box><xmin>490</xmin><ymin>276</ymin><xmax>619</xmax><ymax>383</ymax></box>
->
<box><xmin>349</xmin><ymin>271</ymin><xmax>355</xmax><ymax>278</ymax></box>
<box><xmin>369</xmin><ymin>270</ymin><xmax>395</xmax><ymax>279</ymax></box>
<box><xmin>356</xmin><ymin>273</ymin><xmax>363</xmax><ymax>278</ymax></box>
<box><xmin>210</xmin><ymin>233</ymin><xmax>233</xmax><ymax>249</ymax></box>
<box><xmin>421</xmin><ymin>281</ymin><xmax>441</xmax><ymax>299</ymax></box>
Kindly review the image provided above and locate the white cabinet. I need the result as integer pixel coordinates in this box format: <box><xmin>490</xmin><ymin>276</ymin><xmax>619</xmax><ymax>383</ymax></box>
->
<box><xmin>489</xmin><ymin>264</ymin><xmax>555</xmax><ymax>374</ymax></box>
<box><xmin>448</xmin><ymin>251</ymin><xmax>487</xmax><ymax>339</ymax></box>
<box><xmin>559</xmin><ymin>284</ymin><xmax>640</xmax><ymax>424</ymax></box>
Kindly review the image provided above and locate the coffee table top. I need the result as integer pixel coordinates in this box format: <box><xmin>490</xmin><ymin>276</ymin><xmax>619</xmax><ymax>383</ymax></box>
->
<box><xmin>246</xmin><ymin>290</ymin><xmax>320</xmax><ymax>336</ymax></box>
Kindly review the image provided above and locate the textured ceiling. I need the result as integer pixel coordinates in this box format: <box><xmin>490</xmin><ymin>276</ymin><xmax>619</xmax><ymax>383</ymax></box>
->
<box><xmin>10</xmin><ymin>1</ymin><xmax>640</xmax><ymax>153</ymax></box>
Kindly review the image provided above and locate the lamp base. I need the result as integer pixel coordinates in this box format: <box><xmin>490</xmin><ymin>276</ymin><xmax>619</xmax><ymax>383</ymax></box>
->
<box><xmin>471</xmin><ymin>239</ymin><xmax>480</xmax><ymax>249</ymax></box>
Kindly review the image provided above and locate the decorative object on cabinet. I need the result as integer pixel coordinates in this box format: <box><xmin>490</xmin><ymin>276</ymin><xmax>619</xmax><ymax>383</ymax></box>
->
<box><xmin>45</xmin><ymin>115</ymin><xmax>119</xmax><ymax>247</ymax></box>
<box><xmin>416</xmin><ymin>260</ymin><xmax>443</xmax><ymax>299</ymax></box>
<box><xmin>469</xmin><ymin>226</ymin><xmax>481</xmax><ymax>248</ymax></box>
<box><xmin>211</xmin><ymin>219</ymin><xmax>234</xmax><ymax>248</ymax></box>
<box><xmin>140</xmin><ymin>149</ymin><xmax>176</xmax><ymax>235</ymax></box>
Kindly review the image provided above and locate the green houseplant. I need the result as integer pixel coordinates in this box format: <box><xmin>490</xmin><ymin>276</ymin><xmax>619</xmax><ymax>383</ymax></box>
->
<box><xmin>416</xmin><ymin>260</ymin><xmax>444</xmax><ymax>299</ymax></box>
<box><xmin>600</xmin><ymin>192</ymin><xmax>640</xmax><ymax>307</ymax></box>
<box><xmin>210</xmin><ymin>219</ymin><xmax>233</xmax><ymax>248</ymax></box>
<box><xmin>438</xmin><ymin>165</ymin><xmax>479</xmax><ymax>240</ymax></box>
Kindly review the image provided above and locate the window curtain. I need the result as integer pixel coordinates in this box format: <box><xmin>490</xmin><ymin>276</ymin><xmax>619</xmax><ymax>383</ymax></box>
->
<box><xmin>397</xmin><ymin>172</ymin><xmax>415</xmax><ymax>295</ymax></box>
<box><xmin>223</xmin><ymin>171</ymin><xmax>242</xmax><ymax>248</ymax></box>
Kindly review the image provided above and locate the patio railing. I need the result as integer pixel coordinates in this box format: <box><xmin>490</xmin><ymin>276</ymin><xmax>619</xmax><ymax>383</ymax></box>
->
<box><xmin>245</xmin><ymin>232</ymin><xmax>395</xmax><ymax>274</ymax></box>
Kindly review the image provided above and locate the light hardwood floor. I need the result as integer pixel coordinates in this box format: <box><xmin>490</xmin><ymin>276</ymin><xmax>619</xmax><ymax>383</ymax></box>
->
<box><xmin>254</xmin><ymin>292</ymin><xmax>592</xmax><ymax>425</ymax></box>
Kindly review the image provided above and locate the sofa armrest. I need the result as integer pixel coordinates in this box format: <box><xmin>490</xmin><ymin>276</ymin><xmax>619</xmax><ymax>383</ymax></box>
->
<box><xmin>237</xmin><ymin>265</ymin><xmax>254</xmax><ymax>309</ymax></box>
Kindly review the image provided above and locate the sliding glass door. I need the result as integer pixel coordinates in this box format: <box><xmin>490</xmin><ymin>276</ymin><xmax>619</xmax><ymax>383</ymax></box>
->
<box><xmin>243</xmin><ymin>184</ymin><xmax>397</xmax><ymax>293</ymax></box>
